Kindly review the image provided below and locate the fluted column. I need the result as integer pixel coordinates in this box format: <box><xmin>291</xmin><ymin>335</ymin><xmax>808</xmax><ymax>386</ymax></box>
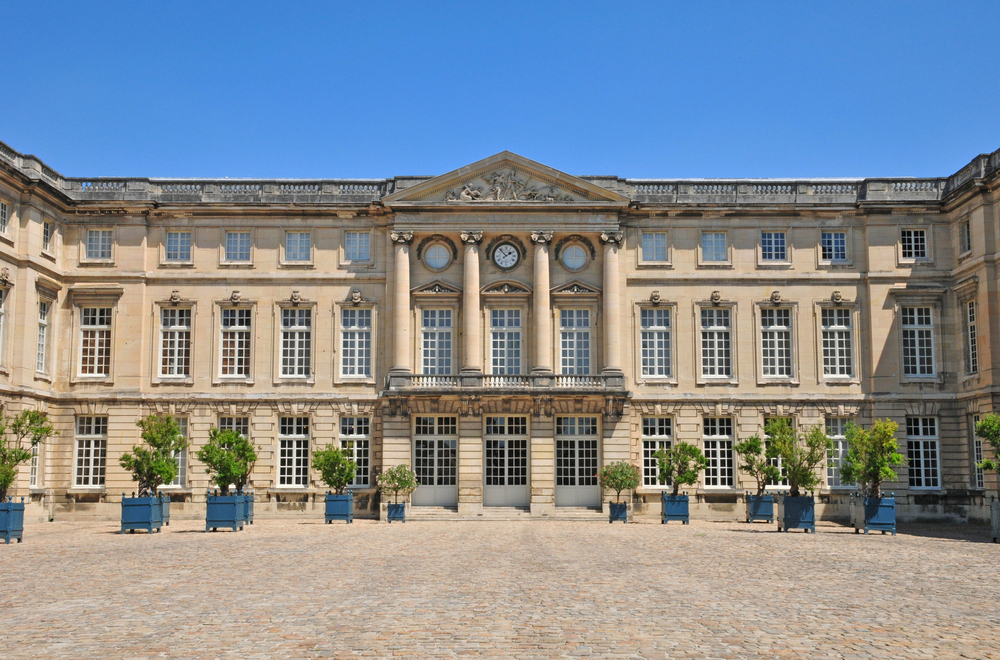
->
<box><xmin>460</xmin><ymin>231</ymin><xmax>483</xmax><ymax>373</ymax></box>
<box><xmin>600</xmin><ymin>231</ymin><xmax>624</xmax><ymax>374</ymax></box>
<box><xmin>531</xmin><ymin>232</ymin><xmax>553</xmax><ymax>374</ymax></box>
<box><xmin>390</xmin><ymin>231</ymin><xmax>413</xmax><ymax>373</ymax></box>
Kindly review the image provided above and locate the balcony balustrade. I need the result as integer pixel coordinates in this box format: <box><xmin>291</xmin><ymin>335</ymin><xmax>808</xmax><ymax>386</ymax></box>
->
<box><xmin>386</xmin><ymin>372</ymin><xmax>626</xmax><ymax>393</ymax></box>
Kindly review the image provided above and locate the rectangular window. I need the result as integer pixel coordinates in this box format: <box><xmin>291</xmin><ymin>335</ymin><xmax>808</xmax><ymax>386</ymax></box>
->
<box><xmin>960</xmin><ymin>221</ymin><xmax>972</xmax><ymax>254</ymax></box>
<box><xmin>555</xmin><ymin>417</ymin><xmax>598</xmax><ymax>488</ymax></box>
<box><xmin>901</xmin><ymin>229</ymin><xmax>927</xmax><ymax>260</ymax></box>
<box><xmin>907</xmin><ymin>417</ymin><xmax>939</xmax><ymax>489</ymax></box>
<box><xmin>42</xmin><ymin>221</ymin><xmax>52</xmax><ymax>251</ymax></box>
<box><xmin>220</xmin><ymin>308</ymin><xmax>252</xmax><ymax>377</ymax></box>
<box><xmin>79</xmin><ymin>307</ymin><xmax>112</xmax><ymax>376</ymax></box>
<box><xmin>341</xmin><ymin>308</ymin><xmax>372</xmax><ymax>377</ymax></box>
<box><xmin>165</xmin><ymin>231</ymin><xmax>192</xmax><ymax>262</ymax></box>
<box><xmin>641</xmin><ymin>232</ymin><xmax>667</xmax><ymax>262</ymax></box>
<box><xmin>0</xmin><ymin>290</ymin><xmax>5</xmax><ymax>363</ymax></box>
<box><xmin>560</xmin><ymin>309</ymin><xmax>591</xmax><ymax>375</ymax></box>
<box><xmin>491</xmin><ymin>309</ymin><xmax>522</xmax><ymax>375</ymax></box>
<box><xmin>761</xmin><ymin>231</ymin><xmax>787</xmax><ymax>261</ymax></box>
<box><xmin>414</xmin><ymin>416</ymin><xmax>458</xmax><ymax>488</ymax></box>
<box><xmin>760</xmin><ymin>308</ymin><xmax>793</xmax><ymax>377</ymax></box>
<box><xmin>484</xmin><ymin>416</ymin><xmax>528</xmax><ymax>488</ymax></box>
<box><xmin>763</xmin><ymin>419</ymin><xmax>791</xmax><ymax>487</ymax></box>
<box><xmin>826</xmin><ymin>417</ymin><xmax>852</xmax><ymax>488</ymax></box>
<box><xmin>0</xmin><ymin>201</ymin><xmax>7</xmax><ymax>233</ymax></box>
<box><xmin>901</xmin><ymin>306</ymin><xmax>934</xmax><ymax>377</ymax></box>
<box><xmin>169</xmin><ymin>418</ymin><xmax>188</xmax><ymax>487</ymax></box>
<box><xmin>821</xmin><ymin>231</ymin><xmax>847</xmax><ymax>262</ymax></box>
<box><xmin>821</xmin><ymin>308</ymin><xmax>853</xmax><ymax>377</ymax></box>
<box><xmin>340</xmin><ymin>417</ymin><xmax>371</xmax><ymax>487</ymax></box>
<box><xmin>703</xmin><ymin>417</ymin><xmax>734</xmax><ymax>488</ymax></box>
<box><xmin>280</xmin><ymin>308</ymin><xmax>312</xmax><ymax>377</ymax></box>
<box><xmin>75</xmin><ymin>416</ymin><xmax>108</xmax><ymax>487</ymax></box>
<box><xmin>86</xmin><ymin>229</ymin><xmax>113</xmax><ymax>260</ymax></box>
<box><xmin>640</xmin><ymin>307</ymin><xmax>671</xmax><ymax>377</ymax></box>
<box><xmin>701</xmin><ymin>232</ymin><xmax>727</xmax><ymax>262</ymax></box>
<box><xmin>421</xmin><ymin>309</ymin><xmax>453</xmax><ymax>375</ymax></box>
<box><xmin>345</xmin><ymin>231</ymin><xmax>370</xmax><ymax>261</ymax></box>
<box><xmin>36</xmin><ymin>301</ymin><xmax>50</xmax><ymax>373</ymax></box>
<box><xmin>285</xmin><ymin>232</ymin><xmax>311</xmax><ymax>262</ymax></box>
<box><xmin>160</xmin><ymin>308</ymin><xmax>192</xmax><ymax>377</ymax></box>
<box><xmin>642</xmin><ymin>417</ymin><xmax>672</xmax><ymax>487</ymax></box>
<box><xmin>964</xmin><ymin>301</ymin><xmax>978</xmax><ymax>375</ymax></box>
<box><xmin>278</xmin><ymin>417</ymin><xmax>309</xmax><ymax>487</ymax></box>
<box><xmin>700</xmin><ymin>308</ymin><xmax>732</xmax><ymax>377</ymax></box>
<box><xmin>218</xmin><ymin>416</ymin><xmax>249</xmax><ymax>437</ymax></box>
<box><xmin>972</xmin><ymin>415</ymin><xmax>984</xmax><ymax>490</ymax></box>
<box><xmin>29</xmin><ymin>444</ymin><xmax>39</xmax><ymax>488</ymax></box>
<box><xmin>224</xmin><ymin>231</ymin><xmax>251</xmax><ymax>262</ymax></box>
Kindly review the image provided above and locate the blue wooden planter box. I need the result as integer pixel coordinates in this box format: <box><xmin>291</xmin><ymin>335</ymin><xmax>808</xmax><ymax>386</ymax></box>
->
<box><xmin>121</xmin><ymin>494</ymin><xmax>163</xmax><ymax>534</ymax></box>
<box><xmin>609</xmin><ymin>502</ymin><xmax>628</xmax><ymax>523</ymax></box>
<box><xmin>161</xmin><ymin>495</ymin><xmax>171</xmax><ymax>527</ymax></box>
<box><xmin>661</xmin><ymin>493</ymin><xmax>690</xmax><ymax>524</ymax></box>
<box><xmin>990</xmin><ymin>497</ymin><xmax>999</xmax><ymax>543</ymax></box>
<box><xmin>387</xmin><ymin>503</ymin><xmax>406</xmax><ymax>523</ymax></box>
<box><xmin>849</xmin><ymin>493</ymin><xmax>896</xmax><ymax>535</ymax></box>
<box><xmin>206</xmin><ymin>491</ymin><xmax>245</xmax><ymax>532</ymax></box>
<box><xmin>0</xmin><ymin>497</ymin><xmax>25</xmax><ymax>544</ymax></box>
<box><xmin>325</xmin><ymin>492</ymin><xmax>354</xmax><ymax>523</ymax></box>
<box><xmin>242</xmin><ymin>492</ymin><xmax>254</xmax><ymax>525</ymax></box>
<box><xmin>776</xmin><ymin>494</ymin><xmax>815</xmax><ymax>532</ymax></box>
<box><xmin>745</xmin><ymin>493</ymin><xmax>774</xmax><ymax>523</ymax></box>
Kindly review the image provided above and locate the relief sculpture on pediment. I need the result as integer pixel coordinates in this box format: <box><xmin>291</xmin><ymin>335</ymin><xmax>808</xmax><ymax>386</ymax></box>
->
<box><xmin>443</xmin><ymin>169</ymin><xmax>575</xmax><ymax>203</ymax></box>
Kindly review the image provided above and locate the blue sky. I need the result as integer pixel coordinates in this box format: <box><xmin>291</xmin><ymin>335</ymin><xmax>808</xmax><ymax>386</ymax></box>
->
<box><xmin>3</xmin><ymin>1</ymin><xmax>998</xmax><ymax>180</ymax></box>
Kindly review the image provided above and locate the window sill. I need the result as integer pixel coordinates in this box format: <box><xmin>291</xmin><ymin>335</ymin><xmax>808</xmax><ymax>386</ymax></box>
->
<box><xmin>278</xmin><ymin>262</ymin><xmax>315</xmax><ymax>269</ymax></box>
<box><xmin>216</xmin><ymin>378</ymin><xmax>255</xmax><ymax>386</ymax></box>
<box><xmin>898</xmin><ymin>259</ymin><xmax>934</xmax><ymax>268</ymax></box>
<box><xmin>757</xmin><ymin>378</ymin><xmax>800</xmax><ymax>387</ymax></box>
<box><xmin>41</xmin><ymin>249</ymin><xmax>56</xmax><ymax>262</ymax></box>
<box><xmin>960</xmin><ymin>373</ymin><xmax>980</xmax><ymax>385</ymax></box>
<box><xmin>0</xmin><ymin>233</ymin><xmax>13</xmax><ymax>248</ymax></box>
<box><xmin>79</xmin><ymin>260</ymin><xmax>115</xmax><ymax>267</ymax></box>
<box><xmin>274</xmin><ymin>377</ymin><xmax>316</xmax><ymax>386</ymax></box>
<box><xmin>0</xmin><ymin>366</ymin><xmax>8</xmax><ymax>377</ymax></box>
<box><xmin>219</xmin><ymin>262</ymin><xmax>254</xmax><ymax>269</ymax></box>
<box><xmin>635</xmin><ymin>261</ymin><xmax>673</xmax><ymax>269</ymax></box>
<box><xmin>159</xmin><ymin>261</ymin><xmax>195</xmax><ymax>269</ymax></box>
<box><xmin>153</xmin><ymin>377</ymin><xmax>195</xmax><ymax>386</ymax></box>
<box><xmin>71</xmin><ymin>376</ymin><xmax>114</xmax><ymax>385</ymax></box>
<box><xmin>67</xmin><ymin>487</ymin><xmax>106</xmax><ymax>495</ymax></box>
<box><xmin>697</xmin><ymin>263</ymin><xmax>734</xmax><ymax>269</ymax></box>
<box><xmin>636</xmin><ymin>377</ymin><xmax>677</xmax><ymax>387</ymax></box>
<box><xmin>900</xmin><ymin>376</ymin><xmax>943</xmax><ymax>385</ymax></box>
<box><xmin>757</xmin><ymin>261</ymin><xmax>792</xmax><ymax>269</ymax></box>
<box><xmin>820</xmin><ymin>377</ymin><xmax>860</xmax><ymax>386</ymax></box>
<box><xmin>33</xmin><ymin>373</ymin><xmax>52</xmax><ymax>384</ymax></box>
<box><xmin>697</xmin><ymin>378</ymin><xmax>738</xmax><ymax>387</ymax></box>
<box><xmin>339</xmin><ymin>260</ymin><xmax>375</xmax><ymax>270</ymax></box>
<box><xmin>818</xmin><ymin>261</ymin><xmax>853</xmax><ymax>269</ymax></box>
<box><xmin>335</xmin><ymin>376</ymin><xmax>377</xmax><ymax>386</ymax></box>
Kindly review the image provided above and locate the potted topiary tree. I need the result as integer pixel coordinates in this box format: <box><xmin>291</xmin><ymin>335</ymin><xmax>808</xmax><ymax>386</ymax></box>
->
<box><xmin>734</xmin><ymin>434</ymin><xmax>780</xmax><ymax>524</ymax></box>
<box><xmin>0</xmin><ymin>409</ymin><xmax>56</xmax><ymax>544</ymax></box>
<box><xmin>313</xmin><ymin>442</ymin><xmax>358</xmax><ymax>524</ymax></box>
<box><xmin>842</xmin><ymin>419</ymin><xmax>905</xmax><ymax>536</ymax></box>
<box><xmin>975</xmin><ymin>414</ymin><xmax>1000</xmax><ymax>543</ymax></box>
<box><xmin>767</xmin><ymin>419</ymin><xmax>832</xmax><ymax>533</ymax></box>
<box><xmin>196</xmin><ymin>427</ymin><xmax>258</xmax><ymax>533</ymax></box>
<box><xmin>377</xmin><ymin>464</ymin><xmax>418</xmax><ymax>523</ymax></box>
<box><xmin>597</xmin><ymin>461</ymin><xmax>641</xmax><ymax>523</ymax></box>
<box><xmin>119</xmin><ymin>415</ymin><xmax>187</xmax><ymax>534</ymax></box>
<box><xmin>654</xmin><ymin>442</ymin><xmax>707</xmax><ymax>525</ymax></box>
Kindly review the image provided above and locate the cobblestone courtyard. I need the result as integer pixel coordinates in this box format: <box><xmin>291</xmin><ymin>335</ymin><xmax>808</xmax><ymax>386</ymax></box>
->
<box><xmin>1</xmin><ymin>518</ymin><xmax>998</xmax><ymax>659</ymax></box>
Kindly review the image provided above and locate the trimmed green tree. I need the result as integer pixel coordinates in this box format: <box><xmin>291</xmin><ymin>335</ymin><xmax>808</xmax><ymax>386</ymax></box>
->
<box><xmin>313</xmin><ymin>443</ymin><xmax>358</xmax><ymax>494</ymax></box>
<box><xmin>974</xmin><ymin>414</ymin><xmax>1000</xmax><ymax>498</ymax></box>
<box><xmin>734</xmin><ymin>435</ymin><xmax>781</xmax><ymax>496</ymax></box>
<box><xmin>765</xmin><ymin>418</ymin><xmax>832</xmax><ymax>497</ymax></box>
<box><xmin>0</xmin><ymin>409</ymin><xmax>57</xmax><ymax>501</ymax></box>
<box><xmin>597</xmin><ymin>461</ymin><xmax>641</xmax><ymax>503</ymax></box>
<box><xmin>119</xmin><ymin>415</ymin><xmax>188</xmax><ymax>497</ymax></box>
<box><xmin>654</xmin><ymin>442</ymin><xmax>708</xmax><ymax>496</ymax></box>
<box><xmin>840</xmin><ymin>419</ymin><xmax>906</xmax><ymax>498</ymax></box>
<box><xmin>196</xmin><ymin>427</ymin><xmax>259</xmax><ymax>495</ymax></box>
<box><xmin>377</xmin><ymin>464</ymin><xmax>419</xmax><ymax>504</ymax></box>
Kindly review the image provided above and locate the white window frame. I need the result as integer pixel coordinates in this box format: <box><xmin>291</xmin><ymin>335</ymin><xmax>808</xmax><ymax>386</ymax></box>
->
<box><xmin>77</xmin><ymin>307</ymin><xmax>114</xmax><ymax>379</ymax></box>
<box><xmin>159</xmin><ymin>307</ymin><xmax>193</xmax><ymax>380</ymax></box>
<box><xmin>698</xmin><ymin>231</ymin><xmax>731</xmax><ymax>266</ymax></box>
<box><xmin>906</xmin><ymin>417</ymin><xmax>940</xmax><ymax>490</ymax></box>
<box><xmin>763</xmin><ymin>418</ymin><xmax>791</xmax><ymax>489</ymax></box>
<box><xmin>959</xmin><ymin>220</ymin><xmax>972</xmax><ymax>256</ymax></box>
<box><xmin>641</xmin><ymin>417</ymin><xmax>672</xmax><ymax>489</ymax></box>
<box><xmin>162</xmin><ymin>230</ymin><xmax>193</xmax><ymax>266</ymax></box>
<box><xmin>756</xmin><ymin>304</ymin><xmax>797</xmax><ymax>383</ymax></box>
<box><xmin>900</xmin><ymin>305</ymin><xmax>936</xmax><ymax>379</ymax></box>
<box><xmin>898</xmin><ymin>227</ymin><xmax>933</xmax><ymax>265</ymax></box>
<box><xmin>340</xmin><ymin>417</ymin><xmax>371</xmax><ymax>487</ymax></box>
<box><xmin>702</xmin><ymin>417</ymin><xmax>734</xmax><ymax>489</ymax></box>
<box><xmin>558</xmin><ymin>308</ymin><xmax>592</xmax><ymax>375</ymax></box>
<box><xmin>818</xmin><ymin>229</ymin><xmax>850</xmax><ymax>266</ymax></box>
<box><xmin>697</xmin><ymin>305</ymin><xmax>736</xmax><ymax>384</ymax></box>
<box><xmin>963</xmin><ymin>300</ymin><xmax>979</xmax><ymax>376</ymax></box>
<box><xmin>42</xmin><ymin>220</ymin><xmax>53</xmax><ymax>253</ymax></box>
<box><xmin>826</xmin><ymin>417</ymin><xmax>853</xmax><ymax>489</ymax></box>
<box><xmin>214</xmin><ymin>302</ymin><xmax>255</xmax><ymax>383</ymax></box>
<box><xmin>278</xmin><ymin>417</ymin><xmax>310</xmax><ymax>488</ymax></box>
<box><xmin>0</xmin><ymin>288</ymin><xmax>6</xmax><ymax>370</ymax></box>
<box><xmin>636</xmin><ymin>305</ymin><xmax>674</xmax><ymax>382</ymax></box>
<box><xmin>74</xmin><ymin>416</ymin><xmax>108</xmax><ymax>488</ymax></box>
<box><xmin>221</xmin><ymin>229</ymin><xmax>253</xmax><ymax>266</ymax></box>
<box><xmin>281</xmin><ymin>230</ymin><xmax>314</xmax><ymax>266</ymax></box>
<box><xmin>971</xmin><ymin>414</ymin><xmax>984</xmax><ymax>491</ymax></box>
<box><xmin>758</xmin><ymin>230</ymin><xmax>790</xmax><ymax>266</ymax></box>
<box><xmin>276</xmin><ymin>305</ymin><xmax>314</xmax><ymax>382</ymax></box>
<box><xmin>637</xmin><ymin>229</ymin><xmax>671</xmax><ymax>267</ymax></box>
<box><xmin>340</xmin><ymin>228</ymin><xmax>374</xmax><ymax>267</ymax></box>
<box><xmin>162</xmin><ymin>417</ymin><xmax>188</xmax><ymax>489</ymax></box>
<box><xmin>420</xmin><ymin>307</ymin><xmax>455</xmax><ymax>376</ymax></box>
<box><xmin>29</xmin><ymin>443</ymin><xmax>40</xmax><ymax>488</ymax></box>
<box><xmin>0</xmin><ymin>198</ymin><xmax>9</xmax><ymax>235</ymax></box>
<box><xmin>218</xmin><ymin>415</ymin><xmax>250</xmax><ymax>437</ymax></box>
<box><xmin>488</xmin><ymin>308</ymin><xmax>524</xmax><ymax>376</ymax></box>
<box><xmin>82</xmin><ymin>228</ymin><xmax>114</xmax><ymax>264</ymax></box>
<box><xmin>335</xmin><ymin>302</ymin><xmax>377</xmax><ymax>384</ymax></box>
<box><xmin>817</xmin><ymin>304</ymin><xmax>858</xmax><ymax>383</ymax></box>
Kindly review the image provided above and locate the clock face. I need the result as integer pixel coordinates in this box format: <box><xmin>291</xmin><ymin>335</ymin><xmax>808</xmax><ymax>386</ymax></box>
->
<box><xmin>494</xmin><ymin>243</ymin><xmax>519</xmax><ymax>269</ymax></box>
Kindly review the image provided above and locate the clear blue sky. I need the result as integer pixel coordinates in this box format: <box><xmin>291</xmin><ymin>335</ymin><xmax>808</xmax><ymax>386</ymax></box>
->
<box><xmin>3</xmin><ymin>1</ymin><xmax>998</xmax><ymax>180</ymax></box>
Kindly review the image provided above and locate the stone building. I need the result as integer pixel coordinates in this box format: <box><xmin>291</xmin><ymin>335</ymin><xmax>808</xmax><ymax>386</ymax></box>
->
<box><xmin>1</xmin><ymin>139</ymin><xmax>998</xmax><ymax>522</ymax></box>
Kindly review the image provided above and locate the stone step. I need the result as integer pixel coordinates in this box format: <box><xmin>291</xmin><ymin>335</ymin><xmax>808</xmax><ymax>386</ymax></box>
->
<box><xmin>406</xmin><ymin>506</ymin><xmax>608</xmax><ymax>521</ymax></box>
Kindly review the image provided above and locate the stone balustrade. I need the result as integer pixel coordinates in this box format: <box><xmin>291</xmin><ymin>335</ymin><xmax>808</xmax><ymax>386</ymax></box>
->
<box><xmin>387</xmin><ymin>372</ymin><xmax>627</xmax><ymax>394</ymax></box>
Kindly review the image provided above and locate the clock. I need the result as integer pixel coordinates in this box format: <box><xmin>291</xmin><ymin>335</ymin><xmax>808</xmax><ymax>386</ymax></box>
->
<box><xmin>493</xmin><ymin>243</ymin><xmax>520</xmax><ymax>270</ymax></box>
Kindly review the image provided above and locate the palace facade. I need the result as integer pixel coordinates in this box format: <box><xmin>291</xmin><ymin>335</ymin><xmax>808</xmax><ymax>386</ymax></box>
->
<box><xmin>1</xmin><ymin>140</ymin><xmax>998</xmax><ymax>522</ymax></box>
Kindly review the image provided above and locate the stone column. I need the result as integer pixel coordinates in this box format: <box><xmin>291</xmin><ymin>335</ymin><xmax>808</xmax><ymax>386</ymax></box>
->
<box><xmin>530</xmin><ymin>232</ymin><xmax>553</xmax><ymax>374</ymax></box>
<box><xmin>460</xmin><ymin>231</ymin><xmax>483</xmax><ymax>374</ymax></box>
<box><xmin>390</xmin><ymin>231</ymin><xmax>413</xmax><ymax>373</ymax></box>
<box><xmin>600</xmin><ymin>231</ymin><xmax>624</xmax><ymax>374</ymax></box>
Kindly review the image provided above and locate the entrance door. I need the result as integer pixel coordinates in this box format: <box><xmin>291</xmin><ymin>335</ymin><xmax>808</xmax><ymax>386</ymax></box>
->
<box><xmin>554</xmin><ymin>416</ymin><xmax>600</xmax><ymax>507</ymax></box>
<box><xmin>484</xmin><ymin>438</ymin><xmax>529</xmax><ymax>507</ymax></box>
<box><xmin>411</xmin><ymin>416</ymin><xmax>458</xmax><ymax>507</ymax></box>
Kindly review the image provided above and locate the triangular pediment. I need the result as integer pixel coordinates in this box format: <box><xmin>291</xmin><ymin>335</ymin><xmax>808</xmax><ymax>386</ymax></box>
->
<box><xmin>482</xmin><ymin>279</ymin><xmax>532</xmax><ymax>295</ymax></box>
<box><xmin>383</xmin><ymin>151</ymin><xmax>630</xmax><ymax>206</ymax></box>
<box><xmin>412</xmin><ymin>279</ymin><xmax>461</xmax><ymax>295</ymax></box>
<box><xmin>551</xmin><ymin>280</ymin><xmax>601</xmax><ymax>295</ymax></box>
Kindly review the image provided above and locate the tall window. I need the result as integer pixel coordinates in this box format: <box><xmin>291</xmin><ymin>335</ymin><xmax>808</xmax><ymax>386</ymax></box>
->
<box><xmin>0</xmin><ymin>289</ymin><xmax>5</xmax><ymax>362</ymax></box>
<box><xmin>75</xmin><ymin>416</ymin><xmax>107</xmax><ymax>487</ymax></box>
<box><xmin>560</xmin><ymin>309</ymin><xmax>591</xmax><ymax>375</ymax></box>
<box><xmin>169</xmin><ymin>418</ymin><xmax>188</xmax><ymax>487</ymax></box>
<box><xmin>285</xmin><ymin>232</ymin><xmax>311</xmax><ymax>262</ymax></box>
<box><xmin>700</xmin><ymin>308</ymin><xmax>731</xmax><ymax>377</ymax></box>
<box><xmin>960</xmin><ymin>221</ymin><xmax>972</xmax><ymax>254</ymax></box>
<box><xmin>86</xmin><ymin>229</ymin><xmax>113</xmax><ymax>260</ymax></box>
<box><xmin>761</xmin><ymin>231</ymin><xmax>786</xmax><ymax>261</ymax></box>
<box><xmin>964</xmin><ymin>301</ymin><xmax>978</xmax><ymax>375</ymax></box>
<box><xmin>278</xmin><ymin>417</ymin><xmax>309</xmax><ymax>487</ymax></box>
<box><xmin>421</xmin><ymin>309</ymin><xmax>453</xmax><ymax>375</ymax></box>
<box><xmin>901</xmin><ymin>229</ymin><xmax>927</xmax><ymax>259</ymax></box>
<box><xmin>36</xmin><ymin>301</ymin><xmax>50</xmax><ymax>374</ymax></box>
<box><xmin>821</xmin><ymin>308</ymin><xmax>853</xmax><ymax>377</ymax></box>
<box><xmin>414</xmin><ymin>416</ymin><xmax>458</xmax><ymax>488</ymax></box>
<box><xmin>826</xmin><ymin>417</ymin><xmax>852</xmax><ymax>488</ymax></box>
<box><xmin>642</xmin><ymin>232</ymin><xmax>667</xmax><ymax>262</ymax></box>
<box><xmin>345</xmin><ymin>231</ymin><xmax>370</xmax><ymax>261</ymax></box>
<box><xmin>0</xmin><ymin>200</ymin><xmax>8</xmax><ymax>233</ymax></box>
<box><xmin>821</xmin><ymin>231</ymin><xmax>847</xmax><ymax>262</ymax></box>
<box><xmin>225</xmin><ymin>231</ymin><xmax>251</xmax><ymax>262</ymax></box>
<box><xmin>80</xmin><ymin>307</ymin><xmax>112</xmax><ymax>376</ymax></box>
<box><xmin>340</xmin><ymin>417</ymin><xmax>371</xmax><ymax>487</ymax></box>
<box><xmin>703</xmin><ymin>417</ymin><xmax>734</xmax><ymax>487</ymax></box>
<box><xmin>490</xmin><ymin>309</ymin><xmax>522</xmax><ymax>375</ymax></box>
<box><xmin>165</xmin><ymin>231</ymin><xmax>192</xmax><ymax>262</ymax></box>
<box><xmin>555</xmin><ymin>416</ymin><xmax>598</xmax><ymax>488</ymax></box>
<box><xmin>220</xmin><ymin>308</ymin><xmax>252</xmax><ymax>377</ymax></box>
<box><xmin>907</xmin><ymin>417</ymin><xmax>939</xmax><ymax>489</ymax></box>
<box><xmin>341</xmin><ymin>308</ymin><xmax>372</xmax><ymax>377</ymax></box>
<box><xmin>42</xmin><ymin>221</ymin><xmax>52</xmax><ymax>251</ymax></box>
<box><xmin>760</xmin><ymin>308</ymin><xmax>793</xmax><ymax>377</ymax></box>
<box><xmin>280</xmin><ymin>308</ymin><xmax>312</xmax><ymax>377</ymax></box>
<box><xmin>642</xmin><ymin>417</ymin><xmax>672</xmax><ymax>487</ymax></box>
<box><xmin>219</xmin><ymin>416</ymin><xmax>249</xmax><ymax>437</ymax></box>
<box><xmin>640</xmin><ymin>308</ymin><xmax>671</xmax><ymax>377</ymax></box>
<box><xmin>972</xmin><ymin>415</ymin><xmax>984</xmax><ymax>491</ymax></box>
<box><xmin>29</xmin><ymin>444</ymin><xmax>40</xmax><ymax>488</ymax></box>
<box><xmin>901</xmin><ymin>306</ymin><xmax>934</xmax><ymax>376</ymax></box>
<box><xmin>701</xmin><ymin>232</ymin><xmax>727</xmax><ymax>262</ymax></box>
<box><xmin>160</xmin><ymin>308</ymin><xmax>192</xmax><ymax>377</ymax></box>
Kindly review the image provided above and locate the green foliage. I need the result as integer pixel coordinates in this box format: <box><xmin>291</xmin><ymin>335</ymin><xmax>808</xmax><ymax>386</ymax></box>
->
<box><xmin>840</xmin><ymin>419</ymin><xmax>905</xmax><ymax>498</ymax></box>
<box><xmin>734</xmin><ymin>435</ymin><xmax>781</xmax><ymax>496</ymax></box>
<box><xmin>597</xmin><ymin>461</ymin><xmax>641</xmax><ymax>503</ymax></box>
<box><xmin>377</xmin><ymin>464</ymin><xmax>419</xmax><ymax>504</ymax></box>
<box><xmin>312</xmin><ymin>443</ymin><xmax>358</xmax><ymax>494</ymax></box>
<box><xmin>119</xmin><ymin>415</ymin><xmax>188</xmax><ymax>497</ymax></box>
<box><xmin>196</xmin><ymin>427</ymin><xmax>259</xmax><ymax>496</ymax></box>
<box><xmin>974</xmin><ymin>414</ymin><xmax>1000</xmax><ymax>496</ymax></box>
<box><xmin>0</xmin><ymin>409</ymin><xmax>58</xmax><ymax>501</ymax></box>
<box><xmin>654</xmin><ymin>442</ymin><xmax>708</xmax><ymax>497</ymax></box>
<box><xmin>764</xmin><ymin>418</ymin><xmax>832</xmax><ymax>498</ymax></box>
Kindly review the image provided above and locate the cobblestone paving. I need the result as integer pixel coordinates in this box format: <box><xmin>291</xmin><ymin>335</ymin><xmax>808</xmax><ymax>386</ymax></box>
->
<box><xmin>1</xmin><ymin>517</ymin><xmax>998</xmax><ymax>659</ymax></box>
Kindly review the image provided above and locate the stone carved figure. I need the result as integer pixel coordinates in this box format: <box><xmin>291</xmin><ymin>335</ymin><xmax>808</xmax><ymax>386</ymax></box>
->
<box><xmin>169</xmin><ymin>290</ymin><xmax>182</xmax><ymax>304</ymax></box>
<box><xmin>831</xmin><ymin>291</ymin><xmax>844</xmax><ymax>304</ymax></box>
<box><xmin>710</xmin><ymin>291</ymin><xmax>722</xmax><ymax>304</ymax></box>
<box><xmin>460</xmin><ymin>231</ymin><xmax>483</xmax><ymax>245</ymax></box>
<box><xmin>290</xmin><ymin>290</ymin><xmax>303</xmax><ymax>305</ymax></box>
<box><xmin>600</xmin><ymin>231</ymin><xmax>624</xmax><ymax>246</ymax></box>
<box><xmin>230</xmin><ymin>290</ymin><xmax>242</xmax><ymax>304</ymax></box>
<box><xmin>650</xmin><ymin>290</ymin><xmax>661</xmax><ymax>305</ymax></box>
<box><xmin>530</xmin><ymin>231</ymin><xmax>553</xmax><ymax>245</ymax></box>
<box><xmin>389</xmin><ymin>231</ymin><xmax>414</xmax><ymax>245</ymax></box>
<box><xmin>770</xmin><ymin>291</ymin><xmax>782</xmax><ymax>304</ymax></box>
<box><xmin>351</xmin><ymin>289</ymin><xmax>364</xmax><ymax>305</ymax></box>
<box><xmin>444</xmin><ymin>171</ymin><xmax>574</xmax><ymax>203</ymax></box>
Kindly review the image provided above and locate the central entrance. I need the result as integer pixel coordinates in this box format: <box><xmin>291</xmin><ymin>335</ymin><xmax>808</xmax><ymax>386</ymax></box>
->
<box><xmin>554</xmin><ymin>416</ymin><xmax>601</xmax><ymax>507</ymax></box>
<box><xmin>411</xmin><ymin>416</ymin><xmax>458</xmax><ymax>506</ymax></box>
<box><xmin>483</xmin><ymin>415</ymin><xmax>529</xmax><ymax>507</ymax></box>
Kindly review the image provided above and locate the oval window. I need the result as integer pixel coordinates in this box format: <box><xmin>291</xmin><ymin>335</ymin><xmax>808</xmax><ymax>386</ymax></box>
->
<box><xmin>562</xmin><ymin>245</ymin><xmax>587</xmax><ymax>270</ymax></box>
<box><xmin>425</xmin><ymin>244</ymin><xmax>450</xmax><ymax>270</ymax></box>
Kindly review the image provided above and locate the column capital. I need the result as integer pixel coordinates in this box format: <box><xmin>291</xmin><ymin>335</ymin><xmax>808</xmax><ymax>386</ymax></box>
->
<box><xmin>599</xmin><ymin>231</ymin><xmax>624</xmax><ymax>246</ymax></box>
<box><xmin>459</xmin><ymin>231</ymin><xmax>483</xmax><ymax>245</ymax></box>
<box><xmin>530</xmin><ymin>231</ymin><xmax>553</xmax><ymax>245</ymax></box>
<box><xmin>390</xmin><ymin>231</ymin><xmax>414</xmax><ymax>245</ymax></box>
